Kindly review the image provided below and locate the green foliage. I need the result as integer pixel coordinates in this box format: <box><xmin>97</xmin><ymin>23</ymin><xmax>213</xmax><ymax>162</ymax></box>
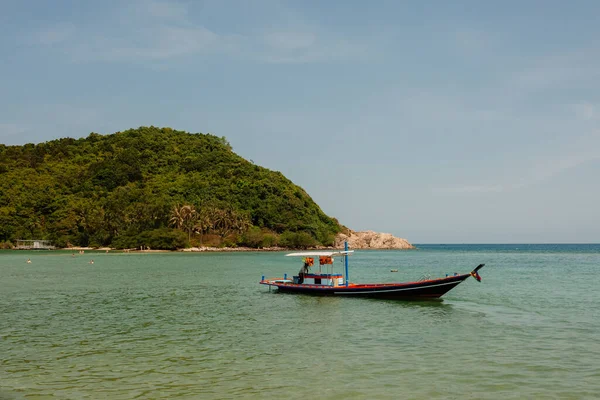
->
<box><xmin>111</xmin><ymin>228</ymin><xmax>187</xmax><ymax>250</ymax></box>
<box><xmin>260</xmin><ymin>233</ymin><xmax>277</xmax><ymax>248</ymax></box>
<box><xmin>278</xmin><ymin>231</ymin><xmax>317</xmax><ymax>249</ymax></box>
<box><xmin>0</xmin><ymin>126</ymin><xmax>342</xmax><ymax>249</ymax></box>
<box><xmin>240</xmin><ymin>227</ymin><xmax>263</xmax><ymax>248</ymax></box>
<box><xmin>141</xmin><ymin>228</ymin><xmax>188</xmax><ymax>250</ymax></box>
<box><xmin>239</xmin><ymin>227</ymin><xmax>281</xmax><ymax>248</ymax></box>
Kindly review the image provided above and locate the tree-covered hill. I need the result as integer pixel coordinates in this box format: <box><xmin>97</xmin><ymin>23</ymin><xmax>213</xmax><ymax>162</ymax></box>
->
<box><xmin>0</xmin><ymin>127</ymin><xmax>342</xmax><ymax>249</ymax></box>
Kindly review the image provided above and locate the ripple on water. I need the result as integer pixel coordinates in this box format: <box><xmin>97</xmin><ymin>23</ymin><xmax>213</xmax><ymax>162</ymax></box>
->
<box><xmin>1</xmin><ymin>250</ymin><xmax>600</xmax><ymax>399</ymax></box>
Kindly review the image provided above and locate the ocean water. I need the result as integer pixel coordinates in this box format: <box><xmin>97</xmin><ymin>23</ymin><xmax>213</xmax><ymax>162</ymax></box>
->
<box><xmin>1</xmin><ymin>244</ymin><xmax>599</xmax><ymax>399</ymax></box>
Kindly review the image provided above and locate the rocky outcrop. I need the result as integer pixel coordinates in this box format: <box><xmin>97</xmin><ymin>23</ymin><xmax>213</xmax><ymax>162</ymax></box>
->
<box><xmin>334</xmin><ymin>230</ymin><xmax>415</xmax><ymax>250</ymax></box>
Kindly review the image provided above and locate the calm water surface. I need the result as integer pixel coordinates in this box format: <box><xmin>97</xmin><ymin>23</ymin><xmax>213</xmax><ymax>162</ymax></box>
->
<box><xmin>1</xmin><ymin>245</ymin><xmax>599</xmax><ymax>399</ymax></box>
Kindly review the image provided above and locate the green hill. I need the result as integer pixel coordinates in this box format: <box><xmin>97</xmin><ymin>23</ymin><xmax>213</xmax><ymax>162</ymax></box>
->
<box><xmin>0</xmin><ymin>127</ymin><xmax>342</xmax><ymax>249</ymax></box>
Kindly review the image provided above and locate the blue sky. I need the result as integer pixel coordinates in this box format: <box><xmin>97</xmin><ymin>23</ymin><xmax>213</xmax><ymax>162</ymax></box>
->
<box><xmin>1</xmin><ymin>0</ymin><xmax>599</xmax><ymax>243</ymax></box>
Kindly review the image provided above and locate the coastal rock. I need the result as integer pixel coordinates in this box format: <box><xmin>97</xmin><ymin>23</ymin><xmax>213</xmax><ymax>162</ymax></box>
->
<box><xmin>334</xmin><ymin>230</ymin><xmax>415</xmax><ymax>250</ymax></box>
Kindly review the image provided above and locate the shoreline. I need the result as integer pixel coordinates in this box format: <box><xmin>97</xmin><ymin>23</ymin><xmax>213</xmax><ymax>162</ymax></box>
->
<box><xmin>6</xmin><ymin>245</ymin><xmax>417</xmax><ymax>253</ymax></box>
<box><xmin>6</xmin><ymin>231</ymin><xmax>415</xmax><ymax>252</ymax></box>
<box><xmin>6</xmin><ymin>246</ymin><xmax>315</xmax><ymax>253</ymax></box>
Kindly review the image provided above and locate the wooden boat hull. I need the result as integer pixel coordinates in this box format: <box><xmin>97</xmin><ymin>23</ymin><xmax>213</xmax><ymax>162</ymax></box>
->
<box><xmin>260</xmin><ymin>273</ymin><xmax>472</xmax><ymax>300</ymax></box>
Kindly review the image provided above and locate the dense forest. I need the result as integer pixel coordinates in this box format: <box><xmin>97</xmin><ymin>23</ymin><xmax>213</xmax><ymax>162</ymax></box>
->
<box><xmin>0</xmin><ymin>127</ymin><xmax>343</xmax><ymax>249</ymax></box>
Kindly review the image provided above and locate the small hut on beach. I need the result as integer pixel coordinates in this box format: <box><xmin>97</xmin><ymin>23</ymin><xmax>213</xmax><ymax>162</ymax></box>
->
<box><xmin>15</xmin><ymin>240</ymin><xmax>55</xmax><ymax>250</ymax></box>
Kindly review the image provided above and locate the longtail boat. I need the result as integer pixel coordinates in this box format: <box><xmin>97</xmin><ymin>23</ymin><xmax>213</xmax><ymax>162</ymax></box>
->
<box><xmin>260</xmin><ymin>243</ymin><xmax>484</xmax><ymax>300</ymax></box>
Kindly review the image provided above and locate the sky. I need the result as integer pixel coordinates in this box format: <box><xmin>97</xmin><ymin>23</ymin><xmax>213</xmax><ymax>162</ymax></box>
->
<box><xmin>1</xmin><ymin>0</ymin><xmax>599</xmax><ymax>243</ymax></box>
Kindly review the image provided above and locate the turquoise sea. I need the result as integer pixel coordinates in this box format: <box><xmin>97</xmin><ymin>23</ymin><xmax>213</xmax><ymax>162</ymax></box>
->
<box><xmin>1</xmin><ymin>244</ymin><xmax>599</xmax><ymax>399</ymax></box>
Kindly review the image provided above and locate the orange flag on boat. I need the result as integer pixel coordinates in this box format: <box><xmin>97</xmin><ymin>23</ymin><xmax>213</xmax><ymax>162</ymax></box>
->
<box><xmin>319</xmin><ymin>256</ymin><xmax>333</xmax><ymax>265</ymax></box>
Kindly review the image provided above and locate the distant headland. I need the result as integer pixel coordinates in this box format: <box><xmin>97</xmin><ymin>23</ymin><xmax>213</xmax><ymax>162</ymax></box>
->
<box><xmin>0</xmin><ymin>126</ymin><xmax>414</xmax><ymax>251</ymax></box>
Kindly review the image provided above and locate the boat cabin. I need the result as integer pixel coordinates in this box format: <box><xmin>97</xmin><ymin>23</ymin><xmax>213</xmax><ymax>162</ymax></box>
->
<box><xmin>292</xmin><ymin>255</ymin><xmax>346</xmax><ymax>287</ymax></box>
<box><xmin>294</xmin><ymin>273</ymin><xmax>344</xmax><ymax>286</ymax></box>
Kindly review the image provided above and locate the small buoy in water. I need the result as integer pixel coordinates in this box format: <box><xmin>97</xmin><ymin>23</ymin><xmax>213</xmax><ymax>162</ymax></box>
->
<box><xmin>390</xmin><ymin>269</ymin><xmax>398</xmax><ymax>272</ymax></box>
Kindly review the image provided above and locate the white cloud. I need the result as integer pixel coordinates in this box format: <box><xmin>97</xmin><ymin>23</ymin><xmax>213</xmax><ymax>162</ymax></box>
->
<box><xmin>143</xmin><ymin>0</ymin><xmax>188</xmax><ymax>19</ymax></box>
<box><xmin>509</xmin><ymin>49</ymin><xmax>600</xmax><ymax>93</ymax></box>
<box><xmin>432</xmin><ymin>130</ymin><xmax>600</xmax><ymax>195</ymax></box>
<box><xmin>30</xmin><ymin>1</ymin><xmax>368</xmax><ymax>65</ymax></box>
<box><xmin>452</xmin><ymin>28</ymin><xmax>488</xmax><ymax>53</ymax></box>
<box><xmin>91</xmin><ymin>25</ymin><xmax>220</xmax><ymax>61</ymax></box>
<box><xmin>260</xmin><ymin>35</ymin><xmax>365</xmax><ymax>64</ymax></box>
<box><xmin>33</xmin><ymin>23</ymin><xmax>75</xmax><ymax>46</ymax></box>
<box><xmin>573</xmin><ymin>102</ymin><xmax>599</xmax><ymax>120</ymax></box>
<box><xmin>264</xmin><ymin>31</ymin><xmax>316</xmax><ymax>50</ymax></box>
<box><xmin>526</xmin><ymin>133</ymin><xmax>600</xmax><ymax>183</ymax></box>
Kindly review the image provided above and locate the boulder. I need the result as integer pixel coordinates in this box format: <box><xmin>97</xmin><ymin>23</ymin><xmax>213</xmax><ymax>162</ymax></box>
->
<box><xmin>334</xmin><ymin>230</ymin><xmax>415</xmax><ymax>250</ymax></box>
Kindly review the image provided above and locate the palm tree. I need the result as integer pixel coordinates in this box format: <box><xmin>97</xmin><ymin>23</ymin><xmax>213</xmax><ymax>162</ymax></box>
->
<box><xmin>181</xmin><ymin>205</ymin><xmax>197</xmax><ymax>244</ymax></box>
<box><xmin>193</xmin><ymin>207</ymin><xmax>213</xmax><ymax>246</ymax></box>
<box><xmin>211</xmin><ymin>206</ymin><xmax>251</xmax><ymax>243</ymax></box>
<box><xmin>169</xmin><ymin>204</ymin><xmax>184</xmax><ymax>230</ymax></box>
<box><xmin>232</xmin><ymin>212</ymin><xmax>251</xmax><ymax>234</ymax></box>
<box><xmin>170</xmin><ymin>204</ymin><xmax>197</xmax><ymax>245</ymax></box>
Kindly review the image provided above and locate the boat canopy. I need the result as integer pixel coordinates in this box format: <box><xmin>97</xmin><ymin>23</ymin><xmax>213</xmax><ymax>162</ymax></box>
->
<box><xmin>285</xmin><ymin>251</ymin><xmax>354</xmax><ymax>257</ymax></box>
